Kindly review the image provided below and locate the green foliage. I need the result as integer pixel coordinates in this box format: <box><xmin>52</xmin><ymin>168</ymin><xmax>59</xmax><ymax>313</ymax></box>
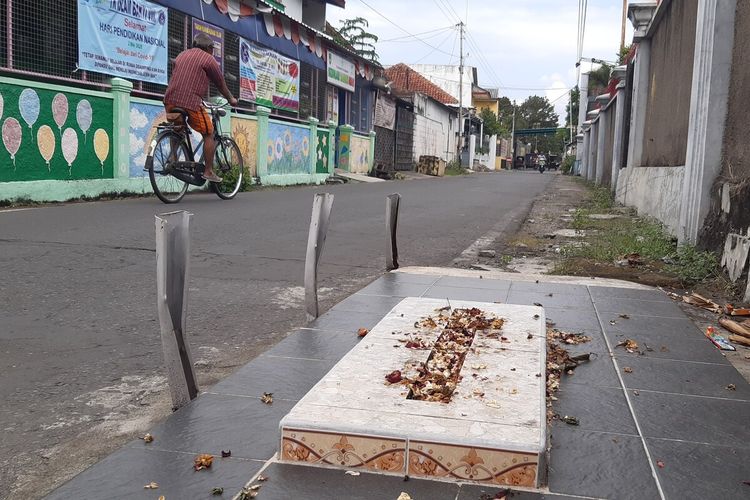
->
<box><xmin>618</xmin><ymin>44</ymin><xmax>632</xmax><ymax>64</ymax></box>
<box><xmin>338</xmin><ymin>17</ymin><xmax>379</xmax><ymax>62</ymax></box>
<box><xmin>561</xmin><ymin>155</ymin><xmax>575</xmax><ymax>174</ymax></box>
<box><xmin>588</xmin><ymin>64</ymin><xmax>613</xmax><ymax>93</ymax></box>
<box><xmin>516</xmin><ymin>95</ymin><xmax>559</xmax><ymax>130</ymax></box>
<box><xmin>497</xmin><ymin>96</ymin><xmax>514</xmax><ymax>132</ymax></box>
<box><xmin>478</xmin><ymin>108</ymin><xmax>504</xmax><ymax>137</ymax></box>
<box><xmin>665</xmin><ymin>246</ymin><xmax>720</xmax><ymax>285</ymax></box>
<box><xmin>445</xmin><ymin>159</ymin><xmax>467</xmax><ymax>176</ymax></box>
<box><xmin>217</xmin><ymin>164</ymin><xmax>252</xmax><ymax>193</ymax></box>
<box><xmin>566</xmin><ymin>86</ymin><xmax>580</xmax><ymax>127</ymax></box>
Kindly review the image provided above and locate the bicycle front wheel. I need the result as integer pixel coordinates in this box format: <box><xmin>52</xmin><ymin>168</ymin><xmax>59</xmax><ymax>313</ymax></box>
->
<box><xmin>148</xmin><ymin>130</ymin><xmax>189</xmax><ymax>204</ymax></box>
<box><xmin>211</xmin><ymin>137</ymin><xmax>245</xmax><ymax>200</ymax></box>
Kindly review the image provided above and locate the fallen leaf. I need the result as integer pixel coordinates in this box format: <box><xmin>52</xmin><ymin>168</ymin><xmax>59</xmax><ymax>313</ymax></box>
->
<box><xmin>257</xmin><ymin>475</ymin><xmax>268</xmax><ymax>482</ymax></box>
<box><xmin>357</xmin><ymin>327</ymin><xmax>369</xmax><ymax>337</ymax></box>
<box><xmin>682</xmin><ymin>293</ymin><xmax>722</xmax><ymax>313</ymax></box>
<box><xmin>633</xmin><ymin>390</ymin><xmax>640</xmax><ymax>396</ymax></box>
<box><xmin>345</xmin><ymin>471</ymin><xmax>361</xmax><ymax>476</ymax></box>
<box><xmin>221</xmin><ymin>450</ymin><xmax>231</xmax><ymax>458</ymax></box>
<box><xmin>616</xmin><ymin>339</ymin><xmax>639</xmax><ymax>353</ymax></box>
<box><xmin>249</xmin><ymin>485</ymin><xmax>262</xmax><ymax>491</ymax></box>
<box><xmin>144</xmin><ymin>482</ymin><xmax>159</xmax><ymax>489</ymax></box>
<box><xmin>261</xmin><ymin>392</ymin><xmax>273</xmax><ymax>405</ymax></box>
<box><xmin>211</xmin><ymin>487</ymin><xmax>224</xmax><ymax>495</ymax></box>
<box><xmin>609</xmin><ymin>320</ymin><xmax>617</xmax><ymax>325</ymax></box>
<box><xmin>619</xmin><ymin>314</ymin><xmax>630</xmax><ymax>319</ymax></box>
<box><xmin>727</xmin><ymin>384</ymin><xmax>737</xmax><ymax>391</ymax></box>
<box><xmin>194</xmin><ymin>454</ymin><xmax>214</xmax><ymax>471</ymax></box>
<box><xmin>385</xmin><ymin>370</ymin><xmax>403</xmax><ymax>384</ymax></box>
<box><xmin>397</xmin><ymin>493</ymin><xmax>412</xmax><ymax>500</ymax></box>
<box><xmin>141</xmin><ymin>433</ymin><xmax>154</xmax><ymax>443</ymax></box>
<box><xmin>623</xmin><ymin>367</ymin><xmax>633</xmax><ymax>373</ymax></box>
<box><xmin>158</xmin><ymin>496</ymin><xmax>165</xmax><ymax>500</ymax></box>
<box><xmin>561</xmin><ymin>415</ymin><xmax>579</xmax><ymax>426</ymax></box>
<box><xmin>657</xmin><ymin>460</ymin><xmax>665</xmax><ymax>468</ymax></box>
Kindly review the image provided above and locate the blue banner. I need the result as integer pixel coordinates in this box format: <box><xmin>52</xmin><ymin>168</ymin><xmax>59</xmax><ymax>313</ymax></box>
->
<box><xmin>78</xmin><ymin>0</ymin><xmax>169</xmax><ymax>85</ymax></box>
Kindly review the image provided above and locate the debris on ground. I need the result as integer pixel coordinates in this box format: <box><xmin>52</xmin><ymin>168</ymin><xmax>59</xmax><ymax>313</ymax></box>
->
<box><xmin>616</xmin><ymin>339</ymin><xmax>639</xmax><ymax>353</ymax></box>
<box><xmin>221</xmin><ymin>450</ymin><xmax>231</xmax><ymax>458</ymax></box>
<box><xmin>143</xmin><ymin>482</ymin><xmax>159</xmax><ymax>489</ymax></box>
<box><xmin>619</xmin><ymin>314</ymin><xmax>630</xmax><ymax>319</ymax></box>
<box><xmin>479</xmin><ymin>249</ymin><xmax>496</xmax><ymax>258</ymax></box>
<box><xmin>211</xmin><ymin>487</ymin><xmax>224</xmax><ymax>495</ymax></box>
<box><xmin>559</xmin><ymin>415</ymin><xmax>580</xmax><ymax>426</ymax></box>
<box><xmin>194</xmin><ymin>454</ymin><xmax>214</xmax><ymax>471</ymax></box>
<box><xmin>727</xmin><ymin>384</ymin><xmax>737</xmax><ymax>391</ymax></box>
<box><xmin>479</xmin><ymin>488</ymin><xmax>511</xmax><ymax>499</ymax></box>
<box><xmin>140</xmin><ymin>433</ymin><xmax>154</xmax><ymax>443</ymax></box>
<box><xmin>657</xmin><ymin>460</ymin><xmax>665</xmax><ymax>469</ymax></box>
<box><xmin>724</xmin><ymin>304</ymin><xmax>750</xmax><ymax>316</ymax></box>
<box><xmin>706</xmin><ymin>326</ymin><xmax>737</xmax><ymax>351</ymax></box>
<box><xmin>546</xmin><ymin>326</ymin><xmax>592</xmax><ymax>421</ymax></box>
<box><xmin>345</xmin><ymin>471</ymin><xmax>361</xmax><ymax>476</ymax></box>
<box><xmin>396</xmin><ymin>493</ymin><xmax>412</xmax><ymax>500</ymax></box>
<box><xmin>385</xmin><ymin>370</ymin><xmax>403</xmax><ymax>384</ymax></box>
<box><xmin>681</xmin><ymin>292</ymin><xmax>723</xmax><ymax>313</ymax></box>
<box><xmin>616</xmin><ymin>252</ymin><xmax>643</xmax><ymax>266</ymax></box>
<box><xmin>719</xmin><ymin>318</ymin><xmax>750</xmax><ymax>340</ymax></box>
<box><xmin>257</xmin><ymin>475</ymin><xmax>268</xmax><ymax>482</ymax></box>
<box><xmin>729</xmin><ymin>335</ymin><xmax>750</xmax><ymax>348</ymax></box>
<box><xmin>357</xmin><ymin>327</ymin><xmax>369</xmax><ymax>337</ymax></box>
<box><xmin>623</xmin><ymin>367</ymin><xmax>633</xmax><ymax>373</ymax></box>
<box><xmin>261</xmin><ymin>392</ymin><xmax>274</xmax><ymax>404</ymax></box>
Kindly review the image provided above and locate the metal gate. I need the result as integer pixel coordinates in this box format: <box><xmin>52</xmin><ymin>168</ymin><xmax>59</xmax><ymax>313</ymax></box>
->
<box><xmin>395</xmin><ymin>106</ymin><xmax>414</xmax><ymax>171</ymax></box>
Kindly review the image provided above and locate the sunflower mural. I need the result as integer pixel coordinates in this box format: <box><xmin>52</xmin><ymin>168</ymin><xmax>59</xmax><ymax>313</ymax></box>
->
<box><xmin>315</xmin><ymin>129</ymin><xmax>330</xmax><ymax>173</ymax></box>
<box><xmin>267</xmin><ymin>121</ymin><xmax>311</xmax><ymax>175</ymax></box>
<box><xmin>230</xmin><ymin>117</ymin><xmax>258</xmax><ymax>177</ymax></box>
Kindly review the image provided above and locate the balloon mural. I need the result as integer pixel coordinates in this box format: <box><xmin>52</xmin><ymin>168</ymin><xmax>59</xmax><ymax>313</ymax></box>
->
<box><xmin>52</xmin><ymin>93</ymin><xmax>68</xmax><ymax>135</ymax></box>
<box><xmin>76</xmin><ymin>100</ymin><xmax>92</xmax><ymax>142</ymax></box>
<box><xmin>37</xmin><ymin>125</ymin><xmax>56</xmax><ymax>171</ymax></box>
<box><xmin>0</xmin><ymin>88</ymin><xmax>110</xmax><ymax>178</ymax></box>
<box><xmin>19</xmin><ymin>88</ymin><xmax>40</xmax><ymax>133</ymax></box>
<box><xmin>93</xmin><ymin>129</ymin><xmax>110</xmax><ymax>174</ymax></box>
<box><xmin>2</xmin><ymin>117</ymin><xmax>22</xmax><ymax>168</ymax></box>
<box><xmin>61</xmin><ymin>128</ymin><xmax>79</xmax><ymax>175</ymax></box>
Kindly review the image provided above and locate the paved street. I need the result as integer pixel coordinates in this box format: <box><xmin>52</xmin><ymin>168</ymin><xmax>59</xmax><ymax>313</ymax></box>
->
<box><xmin>0</xmin><ymin>171</ymin><xmax>552</xmax><ymax>498</ymax></box>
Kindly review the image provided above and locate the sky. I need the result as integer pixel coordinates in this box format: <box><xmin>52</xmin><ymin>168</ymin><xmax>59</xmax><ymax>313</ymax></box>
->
<box><xmin>328</xmin><ymin>0</ymin><xmax>633</xmax><ymax>124</ymax></box>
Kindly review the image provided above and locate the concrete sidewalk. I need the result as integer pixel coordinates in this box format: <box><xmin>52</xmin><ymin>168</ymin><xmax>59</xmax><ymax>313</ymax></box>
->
<box><xmin>47</xmin><ymin>268</ymin><xmax>750</xmax><ymax>499</ymax></box>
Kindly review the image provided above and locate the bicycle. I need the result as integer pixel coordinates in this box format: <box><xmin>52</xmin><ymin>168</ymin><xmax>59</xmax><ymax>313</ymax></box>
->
<box><xmin>145</xmin><ymin>100</ymin><xmax>244</xmax><ymax>203</ymax></box>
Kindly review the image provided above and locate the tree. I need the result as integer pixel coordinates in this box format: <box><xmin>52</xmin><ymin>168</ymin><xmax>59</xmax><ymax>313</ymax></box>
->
<box><xmin>516</xmin><ymin>95</ymin><xmax>559</xmax><ymax>130</ymax></box>
<box><xmin>618</xmin><ymin>44</ymin><xmax>632</xmax><ymax>64</ymax></box>
<box><xmin>337</xmin><ymin>17</ymin><xmax>379</xmax><ymax>63</ymax></box>
<box><xmin>497</xmin><ymin>96</ymin><xmax>514</xmax><ymax>133</ymax></box>
<box><xmin>566</xmin><ymin>86</ymin><xmax>580</xmax><ymax>128</ymax></box>
<box><xmin>587</xmin><ymin>64</ymin><xmax>613</xmax><ymax>94</ymax></box>
<box><xmin>479</xmin><ymin>108</ymin><xmax>504</xmax><ymax>137</ymax></box>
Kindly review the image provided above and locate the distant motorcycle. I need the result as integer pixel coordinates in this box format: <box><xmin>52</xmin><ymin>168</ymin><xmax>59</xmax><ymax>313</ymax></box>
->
<box><xmin>538</xmin><ymin>164</ymin><xmax>545</xmax><ymax>173</ymax></box>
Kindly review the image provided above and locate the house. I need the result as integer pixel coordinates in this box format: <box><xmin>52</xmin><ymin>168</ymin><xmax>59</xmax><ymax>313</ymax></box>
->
<box><xmin>472</xmin><ymin>86</ymin><xmax>501</xmax><ymax>116</ymax></box>
<box><xmin>384</xmin><ymin>64</ymin><xmax>460</xmax><ymax>167</ymax></box>
<box><xmin>0</xmin><ymin>0</ymin><xmax>383</xmax><ymax>202</ymax></box>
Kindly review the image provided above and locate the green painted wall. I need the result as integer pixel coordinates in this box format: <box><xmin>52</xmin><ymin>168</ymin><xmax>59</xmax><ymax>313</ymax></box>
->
<box><xmin>0</xmin><ymin>81</ymin><xmax>114</xmax><ymax>182</ymax></box>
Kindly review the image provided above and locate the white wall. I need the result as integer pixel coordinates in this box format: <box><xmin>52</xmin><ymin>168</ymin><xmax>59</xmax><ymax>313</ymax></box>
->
<box><xmin>409</xmin><ymin>64</ymin><xmax>474</xmax><ymax>106</ymax></box>
<box><xmin>615</xmin><ymin>166</ymin><xmax>685</xmax><ymax>236</ymax></box>
<box><xmin>412</xmin><ymin>93</ymin><xmax>457</xmax><ymax>162</ymax></box>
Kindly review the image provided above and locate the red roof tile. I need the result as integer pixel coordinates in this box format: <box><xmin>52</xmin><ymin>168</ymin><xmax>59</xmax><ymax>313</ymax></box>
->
<box><xmin>384</xmin><ymin>64</ymin><xmax>458</xmax><ymax>105</ymax></box>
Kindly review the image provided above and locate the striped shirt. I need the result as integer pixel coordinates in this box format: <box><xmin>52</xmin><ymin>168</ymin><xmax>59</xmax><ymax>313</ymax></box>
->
<box><xmin>164</xmin><ymin>48</ymin><xmax>224</xmax><ymax>111</ymax></box>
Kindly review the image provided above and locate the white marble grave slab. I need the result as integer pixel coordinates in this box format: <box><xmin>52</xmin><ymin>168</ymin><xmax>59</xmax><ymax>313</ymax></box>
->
<box><xmin>279</xmin><ymin>297</ymin><xmax>547</xmax><ymax>488</ymax></box>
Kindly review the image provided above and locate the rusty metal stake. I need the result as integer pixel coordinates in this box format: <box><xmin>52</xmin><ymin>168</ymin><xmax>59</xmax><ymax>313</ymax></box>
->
<box><xmin>305</xmin><ymin>193</ymin><xmax>334</xmax><ymax>321</ymax></box>
<box><xmin>155</xmin><ymin>210</ymin><xmax>198</xmax><ymax>410</ymax></box>
<box><xmin>386</xmin><ymin>193</ymin><xmax>401</xmax><ymax>271</ymax></box>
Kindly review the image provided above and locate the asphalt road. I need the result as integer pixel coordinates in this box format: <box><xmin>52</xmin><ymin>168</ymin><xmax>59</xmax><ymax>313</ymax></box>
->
<box><xmin>0</xmin><ymin>170</ymin><xmax>552</xmax><ymax>498</ymax></box>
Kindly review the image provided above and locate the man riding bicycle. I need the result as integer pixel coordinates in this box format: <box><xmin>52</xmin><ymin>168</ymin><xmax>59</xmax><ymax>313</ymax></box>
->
<box><xmin>163</xmin><ymin>33</ymin><xmax>238</xmax><ymax>183</ymax></box>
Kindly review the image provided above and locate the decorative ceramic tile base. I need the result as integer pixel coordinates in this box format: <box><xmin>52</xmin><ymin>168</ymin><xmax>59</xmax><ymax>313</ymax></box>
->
<box><xmin>279</xmin><ymin>298</ymin><xmax>546</xmax><ymax>488</ymax></box>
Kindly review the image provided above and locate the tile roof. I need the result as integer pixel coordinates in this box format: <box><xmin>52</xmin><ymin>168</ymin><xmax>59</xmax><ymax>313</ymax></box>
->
<box><xmin>384</xmin><ymin>64</ymin><xmax>458</xmax><ymax>105</ymax></box>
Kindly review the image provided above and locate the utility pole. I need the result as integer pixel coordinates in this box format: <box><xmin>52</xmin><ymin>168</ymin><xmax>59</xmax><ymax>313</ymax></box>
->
<box><xmin>569</xmin><ymin>88</ymin><xmax>573</xmax><ymax>144</ymax></box>
<box><xmin>457</xmin><ymin>21</ymin><xmax>464</xmax><ymax>160</ymax></box>
<box><xmin>620</xmin><ymin>0</ymin><xmax>627</xmax><ymax>52</ymax></box>
<box><xmin>510</xmin><ymin>100</ymin><xmax>516</xmax><ymax>168</ymax></box>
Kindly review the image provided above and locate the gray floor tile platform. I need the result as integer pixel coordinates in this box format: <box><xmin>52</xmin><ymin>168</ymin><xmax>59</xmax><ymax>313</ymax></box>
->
<box><xmin>47</xmin><ymin>270</ymin><xmax>750</xmax><ymax>499</ymax></box>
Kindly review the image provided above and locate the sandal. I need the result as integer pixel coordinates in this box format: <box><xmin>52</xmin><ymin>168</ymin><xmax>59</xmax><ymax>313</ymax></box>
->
<box><xmin>202</xmin><ymin>173</ymin><xmax>223</xmax><ymax>183</ymax></box>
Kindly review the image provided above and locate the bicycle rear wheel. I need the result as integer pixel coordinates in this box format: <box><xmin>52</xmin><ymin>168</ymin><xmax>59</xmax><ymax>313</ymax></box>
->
<box><xmin>211</xmin><ymin>137</ymin><xmax>244</xmax><ymax>200</ymax></box>
<box><xmin>148</xmin><ymin>131</ymin><xmax>190</xmax><ymax>204</ymax></box>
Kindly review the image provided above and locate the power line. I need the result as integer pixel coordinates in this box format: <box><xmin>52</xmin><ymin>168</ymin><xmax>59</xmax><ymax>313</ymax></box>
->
<box><xmin>431</xmin><ymin>0</ymin><xmax>458</xmax><ymax>25</ymax></box>
<box><xmin>379</xmin><ymin>25</ymin><xmax>454</xmax><ymax>43</ymax></box>
<box><xmin>354</xmin><ymin>0</ymin><xmax>456</xmax><ymax>56</ymax></box>
<box><xmin>411</xmin><ymin>26</ymin><xmax>458</xmax><ymax>65</ymax></box>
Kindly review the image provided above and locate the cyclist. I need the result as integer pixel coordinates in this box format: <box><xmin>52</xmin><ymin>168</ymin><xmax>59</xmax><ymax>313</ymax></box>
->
<box><xmin>163</xmin><ymin>33</ymin><xmax>238</xmax><ymax>183</ymax></box>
